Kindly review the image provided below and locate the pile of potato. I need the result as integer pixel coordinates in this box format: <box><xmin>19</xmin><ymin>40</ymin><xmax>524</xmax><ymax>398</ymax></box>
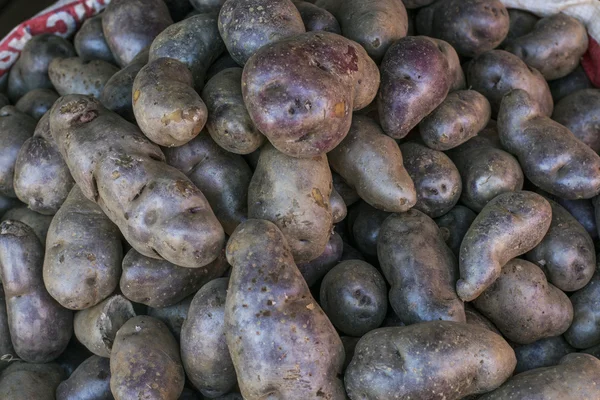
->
<box><xmin>1</xmin><ymin>0</ymin><xmax>600</xmax><ymax>398</ymax></box>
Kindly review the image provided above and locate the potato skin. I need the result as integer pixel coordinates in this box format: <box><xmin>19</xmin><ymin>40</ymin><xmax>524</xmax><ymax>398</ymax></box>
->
<box><xmin>0</xmin><ymin>220</ymin><xmax>72</xmax><ymax>363</ymax></box>
<box><xmin>329</xmin><ymin>187</ymin><xmax>347</xmax><ymax>223</ymax></box>
<box><xmin>549</xmin><ymin>64</ymin><xmax>592</xmax><ymax>102</ymax></box>
<box><xmin>56</xmin><ymin>355</ymin><xmax>113</xmax><ymax>400</ymax></box>
<box><xmin>400</xmin><ymin>142</ymin><xmax>461</xmax><ymax>218</ymax></box>
<box><xmin>505</xmin><ymin>14</ymin><xmax>588</xmax><ymax>80</ymax></box>
<box><xmin>15</xmin><ymin>88</ymin><xmax>59</xmax><ymax>120</ymax></box>
<box><xmin>564</xmin><ymin>271</ymin><xmax>600</xmax><ymax>349</ymax></box>
<box><xmin>378</xmin><ymin>36</ymin><xmax>451</xmax><ymax>139</ymax></box>
<box><xmin>435</xmin><ymin>205</ymin><xmax>477</xmax><ymax>257</ymax></box>
<box><xmin>329</xmin><ymin>116</ymin><xmax>416</xmax><ymax>213</ymax></box>
<box><xmin>540</xmin><ymin>190</ymin><xmax>598</xmax><ymax>240</ymax></box>
<box><xmin>427</xmin><ymin>37</ymin><xmax>466</xmax><ymax>92</ymax></box>
<box><xmin>513</xmin><ymin>336</ymin><xmax>575</xmax><ymax>374</ymax></box>
<box><xmin>457</xmin><ymin>191</ymin><xmax>552</xmax><ymax>301</ymax></box>
<box><xmin>1</xmin><ymin>206</ymin><xmax>53</xmax><ymax>245</ymax></box>
<box><xmin>248</xmin><ymin>143</ymin><xmax>333</xmax><ymax>263</ymax></box>
<box><xmin>332</xmin><ymin>172</ymin><xmax>360</xmax><ymax>206</ymax></box>
<box><xmin>473</xmin><ymin>259</ymin><xmax>573</xmax><ymax>345</ymax></box>
<box><xmin>552</xmin><ymin>89</ymin><xmax>600</xmax><ymax>153</ymax></box>
<box><xmin>110</xmin><ymin>315</ymin><xmax>185</xmax><ymax>400</ymax></box>
<box><xmin>502</xmin><ymin>9</ymin><xmax>539</xmax><ymax>46</ymax></box>
<box><xmin>345</xmin><ymin>321</ymin><xmax>516</xmax><ymax>400</ymax></box>
<box><xmin>297</xmin><ymin>231</ymin><xmax>343</xmax><ymax>287</ymax></box>
<box><xmin>44</xmin><ymin>185</ymin><xmax>122</xmax><ymax>310</ymax></box>
<box><xmin>242</xmin><ymin>31</ymin><xmax>379</xmax><ymax>158</ymax></box>
<box><xmin>498</xmin><ymin>89</ymin><xmax>600</xmax><ymax>199</ymax></box>
<box><xmin>294</xmin><ymin>1</ymin><xmax>340</xmax><ymax>34</ymax></box>
<box><xmin>49</xmin><ymin>57</ymin><xmax>119</xmax><ymax>98</ymax></box>
<box><xmin>0</xmin><ymin>286</ymin><xmax>15</xmax><ymax>372</ymax></box>
<box><xmin>0</xmin><ymin>362</ymin><xmax>64</xmax><ymax>400</ymax></box>
<box><xmin>74</xmin><ymin>14</ymin><xmax>116</xmax><ymax>64</ymax></box>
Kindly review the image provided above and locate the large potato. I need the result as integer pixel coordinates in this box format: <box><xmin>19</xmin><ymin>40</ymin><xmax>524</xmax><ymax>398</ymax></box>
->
<box><xmin>513</xmin><ymin>336</ymin><xmax>575</xmax><ymax>374</ymax></box>
<box><xmin>56</xmin><ymin>355</ymin><xmax>113</xmax><ymax>400</ymax></box>
<box><xmin>15</xmin><ymin>88</ymin><xmax>59</xmax><ymax>120</ymax></box>
<box><xmin>74</xmin><ymin>14</ymin><xmax>116</xmax><ymax>64</ymax></box>
<box><xmin>552</xmin><ymin>88</ymin><xmax>600</xmax><ymax>153</ymax></box>
<box><xmin>0</xmin><ymin>362</ymin><xmax>64</xmax><ymax>400</ymax></box>
<box><xmin>294</xmin><ymin>1</ymin><xmax>341</xmax><ymax>34</ymax></box>
<box><xmin>434</xmin><ymin>205</ymin><xmax>477</xmax><ymax>257</ymax></box>
<box><xmin>564</xmin><ymin>271</ymin><xmax>600</xmax><ymax>349</ymax></box>
<box><xmin>48</xmin><ymin>57</ymin><xmax>119</xmax><ymax>98</ymax></box>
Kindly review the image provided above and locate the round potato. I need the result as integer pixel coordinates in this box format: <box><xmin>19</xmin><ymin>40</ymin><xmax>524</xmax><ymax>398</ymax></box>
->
<box><xmin>74</xmin><ymin>14</ymin><xmax>116</xmax><ymax>64</ymax></box>
<box><xmin>15</xmin><ymin>89</ymin><xmax>59</xmax><ymax>121</ymax></box>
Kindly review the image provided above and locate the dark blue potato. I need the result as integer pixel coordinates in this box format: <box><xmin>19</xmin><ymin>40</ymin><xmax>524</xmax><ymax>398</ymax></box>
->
<box><xmin>56</xmin><ymin>355</ymin><xmax>113</xmax><ymax>400</ymax></box>
<box><xmin>435</xmin><ymin>205</ymin><xmax>477</xmax><ymax>257</ymax></box>
<box><xmin>294</xmin><ymin>1</ymin><xmax>340</xmax><ymax>34</ymax></box>
<box><xmin>297</xmin><ymin>232</ymin><xmax>343</xmax><ymax>287</ymax></box>
<box><xmin>0</xmin><ymin>106</ymin><xmax>36</xmax><ymax>198</ymax></box>
<box><xmin>513</xmin><ymin>336</ymin><xmax>575</xmax><ymax>374</ymax></box>
<box><xmin>548</xmin><ymin>64</ymin><xmax>592</xmax><ymax>103</ymax></box>
<box><xmin>348</xmin><ymin>201</ymin><xmax>390</xmax><ymax>257</ymax></box>
<box><xmin>0</xmin><ymin>362</ymin><xmax>64</xmax><ymax>400</ymax></box>
<box><xmin>565</xmin><ymin>271</ymin><xmax>600</xmax><ymax>349</ymax></box>
<box><xmin>74</xmin><ymin>14</ymin><xmax>116</xmax><ymax>64</ymax></box>
<box><xmin>15</xmin><ymin>88</ymin><xmax>59</xmax><ymax>120</ymax></box>
<box><xmin>553</xmin><ymin>89</ymin><xmax>600</xmax><ymax>153</ymax></box>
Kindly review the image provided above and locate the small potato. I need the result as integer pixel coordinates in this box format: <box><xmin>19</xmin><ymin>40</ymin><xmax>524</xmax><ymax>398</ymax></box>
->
<box><xmin>473</xmin><ymin>258</ymin><xmax>573</xmax><ymax>344</ymax></box>
<box><xmin>457</xmin><ymin>191</ymin><xmax>552</xmax><ymax>301</ymax></box>
<box><xmin>191</xmin><ymin>0</ymin><xmax>226</xmax><ymax>13</ymax></box>
<box><xmin>513</xmin><ymin>336</ymin><xmax>575</xmax><ymax>374</ymax></box>
<box><xmin>526</xmin><ymin>200</ymin><xmax>595</xmax><ymax>292</ymax></box>
<box><xmin>74</xmin><ymin>14</ymin><xmax>116</xmax><ymax>64</ymax></box>
<box><xmin>434</xmin><ymin>205</ymin><xmax>477</xmax><ymax>257</ymax></box>
<box><xmin>133</xmin><ymin>57</ymin><xmax>207</xmax><ymax>147</ymax></box>
<box><xmin>400</xmin><ymin>142</ymin><xmax>461</xmax><ymax>218</ymax></box>
<box><xmin>218</xmin><ymin>0</ymin><xmax>305</xmax><ymax>66</ymax></box>
<box><xmin>120</xmin><ymin>248</ymin><xmax>228</xmax><ymax>308</ymax></box>
<box><xmin>552</xmin><ymin>89</ymin><xmax>600</xmax><ymax>153</ymax></box>
<box><xmin>378</xmin><ymin>36</ymin><xmax>450</xmax><ymax>139</ymax></box>
<box><xmin>349</xmin><ymin>201</ymin><xmax>390</xmax><ymax>257</ymax></box>
<box><xmin>498</xmin><ymin>89</ymin><xmax>600</xmax><ymax>199</ymax></box>
<box><xmin>320</xmin><ymin>260</ymin><xmax>387</xmax><ymax>336</ymax></box>
<box><xmin>294</xmin><ymin>1</ymin><xmax>341</xmax><ymax>34</ymax></box>
<box><xmin>56</xmin><ymin>355</ymin><xmax>112</xmax><ymax>400</ymax></box>
<box><xmin>225</xmin><ymin>219</ymin><xmax>345</xmax><ymax>399</ymax></box>
<box><xmin>504</xmin><ymin>14</ymin><xmax>588</xmax><ymax>80</ymax></box>
<box><xmin>147</xmin><ymin>296</ymin><xmax>192</xmax><ymax>341</ymax></box>
<box><xmin>480</xmin><ymin>353</ymin><xmax>600</xmax><ymax>399</ymax></box>
<box><xmin>467</xmin><ymin>50</ymin><xmax>553</xmax><ymax>117</ymax></box>
<box><xmin>502</xmin><ymin>9</ymin><xmax>539</xmax><ymax>46</ymax></box>
<box><xmin>248</xmin><ymin>143</ymin><xmax>333</xmax><ymax>263</ymax></box>
<box><xmin>378</xmin><ymin>210</ymin><xmax>465</xmax><ymax>324</ymax></box>
<box><xmin>297</xmin><ymin>231</ymin><xmax>343</xmax><ymax>287</ymax></box>
<box><xmin>110</xmin><ymin>316</ymin><xmax>185</xmax><ymax>400</ymax></box>
<box><xmin>1</xmin><ymin>206</ymin><xmax>53</xmax><ymax>244</ymax></box>
<box><xmin>549</xmin><ymin>64</ymin><xmax>592</xmax><ymax>102</ymax></box>
<box><xmin>426</xmin><ymin>37</ymin><xmax>466</xmax><ymax>92</ymax></box>
<box><xmin>345</xmin><ymin>321</ymin><xmax>516</xmax><ymax>400</ymax></box>
<box><xmin>102</xmin><ymin>0</ymin><xmax>173</xmax><ymax>66</ymax></box>
<box><xmin>15</xmin><ymin>88</ymin><xmax>59</xmax><ymax>120</ymax></box>
<box><xmin>202</xmin><ymin>68</ymin><xmax>264</xmax><ymax>154</ymax></box>
<box><xmin>465</xmin><ymin>303</ymin><xmax>501</xmax><ymax>335</ymax></box>
<box><xmin>48</xmin><ymin>57</ymin><xmax>119</xmax><ymax>98</ymax></box>
<box><xmin>0</xmin><ymin>362</ymin><xmax>64</xmax><ymax>400</ymax></box>
<box><xmin>181</xmin><ymin>278</ymin><xmax>236</xmax><ymax>398</ymax></box>
<box><xmin>565</xmin><ymin>271</ymin><xmax>600</xmax><ymax>349</ymax></box>
<box><xmin>332</xmin><ymin>172</ymin><xmax>360</xmax><ymax>206</ymax></box>
<box><xmin>0</xmin><ymin>286</ymin><xmax>15</xmax><ymax>372</ymax></box>
<box><xmin>242</xmin><ymin>31</ymin><xmax>379</xmax><ymax>157</ymax></box>
<box><xmin>419</xmin><ymin>90</ymin><xmax>491</xmax><ymax>151</ymax></box>
<box><xmin>329</xmin><ymin>116</ymin><xmax>416</xmax><ymax>213</ymax></box>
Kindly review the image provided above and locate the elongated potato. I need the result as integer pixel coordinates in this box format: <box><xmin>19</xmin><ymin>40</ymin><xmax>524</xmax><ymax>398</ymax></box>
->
<box><xmin>345</xmin><ymin>321</ymin><xmax>516</xmax><ymax>400</ymax></box>
<box><xmin>435</xmin><ymin>205</ymin><xmax>477</xmax><ymax>257</ymax></box>
<box><xmin>1</xmin><ymin>206</ymin><xmax>53</xmax><ymax>245</ymax></box>
<box><xmin>457</xmin><ymin>191</ymin><xmax>552</xmax><ymax>301</ymax></box>
<box><xmin>0</xmin><ymin>362</ymin><xmax>64</xmax><ymax>400</ymax></box>
<box><xmin>513</xmin><ymin>336</ymin><xmax>575</xmax><ymax>374</ymax></box>
<box><xmin>294</xmin><ymin>1</ymin><xmax>340</xmax><ymax>34</ymax></box>
<box><xmin>15</xmin><ymin>88</ymin><xmax>59</xmax><ymax>121</ymax></box>
<box><xmin>74</xmin><ymin>14</ymin><xmax>116</xmax><ymax>64</ymax></box>
<box><xmin>564</xmin><ymin>271</ymin><xmax>600</xmax><ymax>349</ymax></box>
<box><xmin>48</xmin><ymin>57</ymin><xmax>119</xmax><ymax>98</ymax></box>
<box><xmin>297</xmin><ymin>232</ymin><xmax>343</xmax><ymax>287</ymax></box>
<box><xmin>552</xmin><ymin>88</ymin><xmax>600</xmax><ymax>153</ymax></box>
<box><xmin>56</xmin><ymin>355</ymin><xmax>112</xmax><ymax>400</ymax></box>
<box><xmin>147</xmin><ymin>296</ymin><xmax>192</xmax><ymax>341</ymax></box>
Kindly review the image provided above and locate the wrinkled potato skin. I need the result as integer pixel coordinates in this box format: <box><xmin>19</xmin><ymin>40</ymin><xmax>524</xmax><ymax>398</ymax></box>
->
<box><xmin>329</xmin><ymin>116</ymin><xmax>416</xmax><ymax>213</ymax></box>
<box><xmin>467</xmin><ymin>50</ymin><xmax>554</xmax><ymax>117</ymax></box>
<box><xmin>44</xmin><ymin>185</ymin><xmax>122</xmax><ymax>310</ymax></box>
<box><xmin>121</xmin><ymin>248</ymin><xmax>228</xmax><ymax>308</ymax></box>
<box><xmin>74</xmin><ymin>15</ymin><xmax>116</xmax><ymax>64</ymax></box>
<box><xmin>0</xmin><ymin>362</ymin><xmax>64</xmax><ymax>400</ymax></box>
<box><xmin>242</xmin><ymin>31</ymin><xmax>380</xmax><ymax>157</ymax></box>
<box><xmin>345</xmin><ymin>322</ymin><xmax>516</xmax><ymax>400</ymax></box>
<box><xmin>1</xmin><ymin>206</ymin><xmax>53</xmax><ymax>245</ymax></box>
<box><xmin>110</xmin><ymin>316</ymin><xmax>185</xmax><ymax>400</ymax></box>
<box><xmin>349</xmin><ymin>201</ymin><xmax>390</xmax><ymax>257</ymax></box>
<box><xmin>248</xmin><ymin>143</ymin><xmax>333</xmax><ymax>263</ymax></box>
<box><xmin>513</xmin><ymin>336</ymin><xmax>575</xmax><ymax>374</ymax></box>
<box><xmin>416</xmin><ymin>0</ymin><xmax>509</xmax><ymax>58</ymax></box>
<box><xmin>435</xmin><ymin>205</ymin><xmax>477</xmax><ymax>257</ymax></box>
<box><xmin>378</xmin><ymin>36</ymin><xmax>451</xmax><ymax>139</ymax></box>
<box><xmin>15</xmin><ymin>88</ymin><xmax>59</xmax><ymax>120</ymax></box>
<box><xmin>102</xmin><ymin>0</ymin><xmax>173</xmax><ymax>67</ymax></box>
<box><xmin>378</xmin><ymin>210</ymin><xmax>465</xmax><ymax>324</ymax></box>
<box><xmin>400</xmin><ymin>142</ymin><xmax>461</xmax><ymax>218</ymax></box>
<box><xmin>473</xmin><ymin>259</ymin><xmax>573</xmax><ymax>345</ymax></box>
<box><xmin>0</xmin><ymin>286</ymin><xmax>15</xmax><ymax>372</ymax></box>
<box><xmin>297</xmin><ymin>231</ymin><xmax>343</xmax><ymax>287</ymax></box>
<box><xmin>553</xmin><ymin>89</ymin><xmax>600</xmax><ymax>153</ymax></box>
<box><xmin>294</xmin><ymin>1</ymin><xmax>340</xmax><ymax>34</ymax></box>
<box><xmin>147</xmin><ymin>296</ymin><xmax>192</xmax><ymax>341</ymax></box>
<box><xmin>56</xmin><ymin>355</ymin><xmax>113</xmax><ymax>400</ymax></box>
<box><xmin>565</xmin><ymin>271</ymin><xmax>600</xmax><ymax>349</ymax></box>
<box><xmin>202</xmin><ymin>68</ymin><xmax>264</xmax><ymax>154</ymax></box>
<box><xmin>225</xmin><ymin>219</ymin><xmax>345</xmax><ymax>400</ymax></box>
<box><xmin>549</xmin><ymin>64</ymin><xmax>592</xmax><ymax>102</ymax></box>
<box><xmin>457</xmin><ymin>191</ymin><xmax>552</xmax><ymax>301</ymax></box>
<box><xmin>498</xmin><ymin>89</ymin><xmax>600</xmax><ymax>199</ymax></box>
<box><xmin>181</xmin><ymin>278</ymin><xmax>236</xmax><ymax>398</ymax></box>
<box><xmin>480</xmin><ymin>353</ymin><xmax>600</xmax><ymax>400</ymax></box>
<box><xmin>426</xmin><ymin>37</ymin><xmax>466</xmax><ymax>92</ymax></box>
<box><xmin>0</xmin><ymin>221</ymin><xmax>72</xmax><ymax>363</ymax></box>
<box><xmin>502</xmin><ymin>9</ymin><xmax>539</xmax><ymax>46</ymax></box>
<box><xmin>48</xmin><ymin>57</ymin><xmax>119</xmax><ymax>98</ymax></box>
<box><xmin>505</xmin><ymin>14</ymin><xmax>588</xmax><ymax>80</ymax></box>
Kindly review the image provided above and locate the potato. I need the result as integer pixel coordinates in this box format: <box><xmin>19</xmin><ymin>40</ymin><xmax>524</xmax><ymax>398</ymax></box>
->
<box><xmin>315</xmin><ymin>0</ymin><xmax>408</xmax><ymax>63</ymax></box>
<box><xmin>526</xmin><ymin>200</ymin><xmax>595</xmax><ymax>292</ymax></box>
<box><xmin>479</xmin><ymin>353</ymin><xmax>600</xmax><ymax>399</ymax></box>
<box><xmin>329</xmin><ymin>187</ymin><xmax>347</xmax><ymax>223</ymax></box>
<box><xmin>502</xmin><ymin>9</ymin><xmax>539</xmax><ymax>46</ymax></box>
<box><xmin>0</xmin><ymin>286</ymin><xmax>15</xmax><ymax>372</ymax></box>
<box><xmin>473</xmin><ymin>258</ymin><xmax>573</xmax><ymax>344</ymax></box>
<box><xmin>102</xmin><ymin>0</ymin><xmax>173</xmax><ymax>67</ymax></box>
<box><xmin>549</xmin><ymin>64</ymin><xmax>592</xmax><ymax>102</ymax></box>
<box><xmin>435</xmin><ymin>205</ymin><xmax>477</xmax><ymax>257</ymax></box>
<box><xmin>0</xmin><ymin>106</ymin><xmax>37</xmax><ymax>197</ymax></box>
<box><xmin>242</xmin><ymin>31</ymin><xmax>379</xmax><ymax>157</ymax></box>
<box><xmin>378</xmin><ymin>210</ymin><xmax>465</xmax><ymax>324</ymax></box>
<box><xmin>149</xmin><ymin>13</ymin><xmax>225</xmax><ymax>91</ymax></box>
<box><xmin>320</xmin><ymin>260</ymin><xmax>387</xmax><ymax>336</ymax></box>
<box><xmin>498</xmin><ymin>89</ymin><xmax>600</xmax><ymax>199</ymax></box>
<box><xmin>56</xmin><ymin>355</ymin><xmax>112</xmax><ymax>400</ymax></box>
<box><xmin>345</xmin><ymin>321</ymin><xmax>516</xmax><ymax>400</ymax></box>
<box><xmin>248</xmin><ymin>143</ymin><xmax>333</xmax><ymax>263</ymax></box>
<box><xmin>0</xmin><ymin>220</ymin><xmax>72</xmax><ymax>363</ymax></box>
<box><xmin>378</xmin><ymin>36</ymin><xmax>451</xmax><ymax>139</ymax></box>
<box><xmin>110</xmin><ymin>315</ymin><xmax>184</xmax><ymax>400</ymax></box>
<box><xmin>457</xmin><ymin>191</ymin><xmax>552</xmax><ymax>301</ymax></box>
<box><xmin>225</xmin><ymin>219</ymin><xmax>345</xmax><ymax>399</ymax></box>
<box><xmin>7</xmin><ymin>34</ymin><xmax>76</xmax><ymax>102</ymax></box>
<box><xmin>44</xmin><ymin>185</ymin><xmax>122</xmax><ymax>310</ymax></box>
<box><xmin>297</xmin><ymin>231</ymin><xmax>343</xmax><ymax>287</ymax></box>
<box><xmin>164</xmin><ymin>131</ymin><xmax>252</xmax><ymax>235</ymax></box>
<box><xmin>504</xmin><ymin>14</ymin><xmax>588</xmax><ymax>80</ymax></box>
<box><xmin>48</xmin><ymin>57</ymin><xmax>119</xmax><ymax>98</ymax></box>
<box><xmin>49</xmin><ymin>95</ymin><xmax>225</xmax><ymax>269</ymax></box>
<box><xmin>465</xmin><ymin>303</ymin><xmax>501</xmax><ymax>335</ymax></box>
<box><xmin>202</xmin><ymin>68</ymin><xmax>264</xmax><ymax>154</ymax></box>
<box><xmin>181</xmin><ymin>278</ymin><xmax>236</xmax><ymax>398</ymax></box>
<box><xmin>74</xmin><ymin>14</ymin><xmax>116</xmax><ymax>64</ymax></box>
<box><xmin>329</xmin><ymin>116</ymin><xmax>416</xmax><ymax>212</ymax></box>
<box><xmin>147</xmin><ymin>295</ymin><xmax>192</xmax><ymax>341</ymax></box>
<box><xmin>426</xmin><ymin>37</ymin><xmax>466</xmax><ymax>92</ymax></box>
<box><xmin>191</xmin><ymin>0</ymin><xmax>226</xmax><ymax>13</ymax></box>
<box><xmin>15</xmin><ymin>88</ymin><xmax>59</xmax><ymax>120</ymax></box>
<box><xmin>0</xmin><ymin>362</ymin><xmax>64</xmax><ymax>400</ymax></box>
<box><xmin>349</xmin><ymin>201</ymin><xmax>390</xmax><ymax>257</ymax></box>
<box><xmin>55</xmin><ymin>338</ymin><xmax>93</xmax><ymax>378</ymax></box>
<box><xmin>121</xmin><ymin>248</ymin><xmax>227</xmax><ymax>308</ymax></box>
<box><xmin>294</xmin><ymin>1</ymin><xmax>340</xmax><ymax>34</ymax></box>
<box><xmin>552</xmin><ymin>89</ymin><xmax>600</xmax><ymax>153</ymax></box>
<box><xmin>400</xmin><ymin>142</ymin><xmax>461</xmax><ymax>218</ymax></box>
<box><xmin>564</xmin><ymin>271</ymin><xmax>600</xmax><ymax>349</ymax></box>
<box><xmin>1</xmin><ymin>206</ymin><xmax>53</xmax><ymax>245</ymax></box>
<box><xmin>540</xmin><ymin>190</ymin><xmax>598</xmax><ymax>240</ymax></box>
<box><xmin>467</xmin><ymin>50</ymin><xmax>553</xmax><ymax>117</ymax></box>
<box><xmin>219</xmin><ymin>0</ymin><xmax>305</xmax><ymax>66</ymax></box>
<box><xmin>513</xmin><ymin>336</ymin><xmax>575</xmax><ymax>374</ymax></box>
<box><xmin>332</xmin><ymin>172</ymin><xmax>360</xmax><ymax>206</ymax></box>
